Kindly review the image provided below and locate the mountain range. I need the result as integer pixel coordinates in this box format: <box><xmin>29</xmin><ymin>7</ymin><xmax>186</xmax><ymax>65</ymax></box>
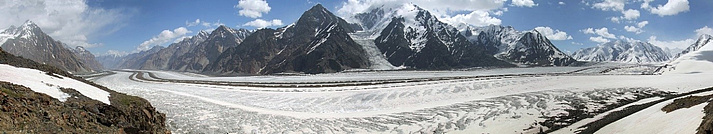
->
<box><xmin>572</xmin><ymin>40</ymin><xmax>671</xmax><ymax>63</ymax></box>
<box><xmin>0</xmin><ymin>20</ymin><xmax>101</xmax><ymax>73</ymax></box>
<box><xmin>12</xmin><ymin>4</ymin><xmax>692</xmax><ymax>75</ymax></box>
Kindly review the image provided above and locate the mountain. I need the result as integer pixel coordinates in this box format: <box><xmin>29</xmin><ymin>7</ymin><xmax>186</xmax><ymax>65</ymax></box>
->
<box><xmin>349</xmin><ymin>4</ymin><xmax>512</xmax><ymax>69</ymax></box>
<box><xmin>205</xmin><ymin>4</ymin><xmax>370</xmax><ymax>75</ymax></box>
<box><xmin>136</xmin><ymin>30</ymin><xmax>210</xmax><ymax>70</ymax></box>
<box><xmin>461</xmin><ymin>25</ymin><xmax>577</xmax><ymax>66</ymax></box>
<box><xmin>117</xmin><ymin>45</ymin><xmax>165</xmax><ymax>69</ymax></box>
<box><xmin>664</xmin><ymin>34</ymin><xmax>713</xmax><ymax>74</ymax></box>
<box><xmin>71</xmin><ymin>46</ymin><xmax>103</xmax><ymax>71</ymax></box>
<box><xmin>168</xmin><ymin>26</ymin><xmax>252</xmax><ymax>72</ymax></box>
<box><xmin>96</xmin><ymin>54</ymin><xmax>125</xmax><ymax>69</ymax></box>
<box><xmin>572</xmin><ymin>40</ymin><xmax>671</xmax><ymax>63</ymax></box>
<box><xmin>0</xmin><ymin>20</ymin><xmax>93</xmax><ymax>73</ymax></box>
<box><xmin>675</xmin><ymin>34</ymin><xmax>713</xmax><ymax>58</ymax></box>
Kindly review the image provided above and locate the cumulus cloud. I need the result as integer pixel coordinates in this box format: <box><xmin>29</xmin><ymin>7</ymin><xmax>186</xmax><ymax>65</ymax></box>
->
<box><xmin>621</xmin><ymin>9</ymin><xmax>640</xmax><ymax>20</ymax></box>
<box><xmin>337</xmin><ymin>0</ymin><xmax>508</xmax><ymax>27</ymax></box>
<box><xmin>0</xmin><ymin>0</ymin><xmax>131</xmax><ymax>48</ymax></box>
<box><xmin>441</xmin><ymin>10</ymin><xmax>502</xmax><ymax>27</ymax></box>
<box><xmin>534</xmin><ymin>27</ymin><xmax>572</xmax><ymax>40</ymax></box>
<box><xmin>235</xmin><ymin>0</ymin><xmax>271</xmax><ymax>18</ymax></box>
<box><xmin>624</xmin><ymin>21</ymin><xmax>648</xmax><ymax>34</ymax></box>
<box><xmin>590</xmin><ymin>36</ymin><xmax>611</xmax><ymax>43</ymax></box>
<box><xmin>581</xmin><ymin>27</ymin><xmax>616</xmax><ymax>39</ymax></box>
<box><xmin>136</xmin><ymin>27</ymin><xmax>191</xmax><ymax>52</ymax></box>
<box><xmin>511</xmin><ymin>0</ymin><xmax>537</xmax><ymax>7</ymax></box>
<box><xmin>243</xmin><ymin>19</ymin><xmax>283</xmax><ymax>28</ymax></box>
<box><xmin>592</xmin><ymin>0</ymin><xmax>625</xmax><ymax>11</ymax></box>
<box><xmin>648</xmin><ymin>36</ymin><xmax>694</xmax><ymax>49</ymax></box>
<box><xmin>559</xmin><ymin>2</ymin><xmax>565</xmax><ymax>5</ymax></box>
<box><xmin>186</xmin><ymin>19</ymin><xmax>224</xmax><ymax>28</ymax></box>
<box><xmin>696</xmin><ymin>26</ymin><xmax>713</xmax><ymax>37</ymax></box>
<box><xmin>648</xmin><ymin>0</ymin><xmax>689</xmax><ymax>16</ymax></box>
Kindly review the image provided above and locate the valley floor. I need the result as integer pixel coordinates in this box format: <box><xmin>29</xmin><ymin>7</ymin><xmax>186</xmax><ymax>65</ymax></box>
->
<box><xmin>91</xmin><ymin>64</ymin><xmax>713</xmax><ymax>133</ymax></box>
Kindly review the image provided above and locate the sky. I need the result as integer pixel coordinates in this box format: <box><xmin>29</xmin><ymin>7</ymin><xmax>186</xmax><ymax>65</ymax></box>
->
<box><xmin>0</xmin><ymin>0</ymin><xmax>711</xmax><ymax>56</ymax></box>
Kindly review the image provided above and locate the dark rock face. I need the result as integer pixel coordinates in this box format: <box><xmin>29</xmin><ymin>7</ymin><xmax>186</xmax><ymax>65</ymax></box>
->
<box><xmin>0</xmin><ymin>21</ymin><xmax>93</xmax><ymax>73</ymax></box>
<box><xmin>206</xmin><ymin>4</ymin><xmax>370</xmax><ymax>75</ymax></box>
<box><xmin>500</xmin><ymin>31</ymin><xmax>577</xmax><ymax>66</ymax></box>
<box><xmin>117</xmin><ymin>46</ymin><xmax>165</xmax><ymax>69</ymax></box>
<box><xmin>139</xmin><ymin>30</ymin><xmax>210</xmax><ymax>70</ymax></box>
<box><xmin>465</xmin><ymin>25</ymin><xmax>577</xmax><ymax>66</ymax></box>
<box><xmin>372</xmin><ymin>6</ymin><xmax>512</xmax><ymax>69</ymax></box>
<box><xmin>71</xmin><ymin>46</ymin><xmax>104</xmax><ymax>71</ymax></box>
<box><xmin>0</xmin><ymin>47</ymin><xmax>169</xmax><ymax>133</ymax></box>
<box><xmin>169</xmin><ymin>26</ymin><xmax>251</xmax><ymax>72</ymax></box>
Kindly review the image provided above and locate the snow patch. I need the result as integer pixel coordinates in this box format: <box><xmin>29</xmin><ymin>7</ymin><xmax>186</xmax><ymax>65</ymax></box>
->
<box><xmin>0</xmin><ymin>64</ymin><xmax>111</xmax><ymax>104</ymax></box>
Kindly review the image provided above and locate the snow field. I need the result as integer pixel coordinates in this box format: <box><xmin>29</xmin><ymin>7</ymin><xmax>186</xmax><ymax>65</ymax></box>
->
<box><xmin>0</xmin><ymin>64</ymin><xmax>110</xmax><ymax>104</ymax></box>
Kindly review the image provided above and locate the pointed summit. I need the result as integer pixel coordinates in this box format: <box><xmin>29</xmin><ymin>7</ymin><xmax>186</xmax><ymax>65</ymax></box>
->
<box><xmin>294</xmin><ymin>4</ymin><xmax>355</xmax><ymax>33</ymax></box>
<box><xmin>676</xmin><ymin>34</ymin><xmax>713</xmax><ymax>58</ymax></box>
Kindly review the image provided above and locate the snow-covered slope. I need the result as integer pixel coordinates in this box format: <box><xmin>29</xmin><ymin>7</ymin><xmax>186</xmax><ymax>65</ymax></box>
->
<box><xmin>675</xmin><ymin>34</ymin><xmax>713</xmax><ymax>58</ymax></box>
<box><xmin>664</xmin><ymin>35</ymin><xmax>713</xmax><ymax>74</ymax></box>
<box><xmin>349</xmin><ymin>3</ymin><xmax>511</xmax><ymax>69</ymax></box>
<box><xmin>0</xmin><ymin>64</ymin><xmax>110</xmax><ymax>104</ymax></box>
<box><xmin>461</xmin><ymin>25</ymin><xmax>577</xmax><ymax>66</ymax></box>
<box><xmin>572</xmin><ymin>40</ymin><xmax>671</xmax><ymax>63</ymax></box>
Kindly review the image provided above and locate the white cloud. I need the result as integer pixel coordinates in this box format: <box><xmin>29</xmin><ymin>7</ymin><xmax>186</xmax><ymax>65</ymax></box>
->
<box><xmin>618</xmin><ymin>35</ymin><xmax>640</xmax><ymax>42</ymax></box>
<box><xmin>695</xmin><ymin>26</ymin><xmax>713</xmax><ymax>37</ymax></box>
<box><xmin>243</xmin><ymin>19</ymin><xmax>283</xmax><ymax>28</ymax></box>
<box><xmin>534</xmin><ymin>26</ymin><xmax>572</xmax><ymax>40</ymax></box>
<box><xmin>337</xmin><ymin>0</ymin><xmax>508</xmax><ymax>27</ymax></box>
<box><xmin>559</xmin><ymin>2</ymin><xmax>566</xmax><ymax>5</ymax></box>
<box><xmin>136</xmin><ymin>27</ymin><xmax>191</xmax><ymax>52</ymax></box>
<box><xmin>621</xmin><ymin>9</ymin><xmax>640</xmax><ymax>20</ymax></box>
<box><xmin>637</xmin><ymin>21</ymin><xmax>649</xmax><ymax>28</ymax></box>
<box><xmin>648</xmin><ymin>0</ymin><xmax>689</xmax><ymax>16</ymax></box>
<box><xmin>593</xmin><ymin>0</ymin><xmax>625</xmax><ymax>11</ymax></box>
<box><xmin>610</xmin><ymin>17</ymin><xmax>621</xmax><ymax>23</ymax></box>
<box><xmin>511</xmin><ymin>0</ymin><xmax>537</xmax><ymax>7</ymax></box>
<box><xmin>0</xmin><ymin>0</ymin><xmax>131</xmax><ymax>48</ymax></box>
<box><xmin>624</xmin><ymin>21</ymin><xmax>648</xmax><ymax>34</ymax></box>
<box><xmin>235</xmin><ymin>0</ymin><xmax>271</xmax><ymax>18</ymax></box>
<box><xmin>648</xmin><ymin>36</ymin><xmax>694</xmax><ymax>49</ymax></box>
<box><xmin>571</xmin><ymin>42</ymin><xmax>584</xmax><ymax>45</ymax></box>
<box><xmin>590</xmin><ymin>36</ymin><xmax>611</xmax><ymax>43</ymax></box>
<box><xmin>441</xmin><ymin>10</ymin><xmax>502</xmax><ymax>27</ymax></box>
<box><xmin>186</xmin><ymin>19</ymin><xmax>223</xmax><ymax>29</ymax></box>
<box><xmin>582</xmin><ymin>27</ymin><xmax>616</xmax><ymax>39</ymax></box>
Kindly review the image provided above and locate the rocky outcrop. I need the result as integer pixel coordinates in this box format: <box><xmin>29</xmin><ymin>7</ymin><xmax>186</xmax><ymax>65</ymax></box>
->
<box><xmin>206</xmin><ymin>4</ymin><xmax>370</xmax><ymax>74</ymax></box>
<box><xmin>0</xmin><ymin>47</ymin><xmax>169</xmax><ymax>133</ymax></box>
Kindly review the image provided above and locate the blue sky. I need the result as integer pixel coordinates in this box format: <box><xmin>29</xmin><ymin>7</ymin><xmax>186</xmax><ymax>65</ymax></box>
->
<box><xmin>1</xmin><ymin>0</ymin><xmax>711</xmax><ymax>55</ymax></box>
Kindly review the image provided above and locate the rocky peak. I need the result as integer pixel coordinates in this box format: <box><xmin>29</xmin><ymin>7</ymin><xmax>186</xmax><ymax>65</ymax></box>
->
<box><xmin>676</xmin><ymin>34</ymin><xmax>713</xmax><ymax>58</ymax></box>
<box><xmin>293</xmin><ymin>4</ymin><xmax>355</xmax><ymax>34</ymax></box>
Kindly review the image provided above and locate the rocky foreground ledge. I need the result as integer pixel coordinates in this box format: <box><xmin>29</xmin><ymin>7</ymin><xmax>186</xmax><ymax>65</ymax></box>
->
<box><xmin>0</xmin><ymin>47</ymin><xmax>169</xmax><ymax>133</ymax></box>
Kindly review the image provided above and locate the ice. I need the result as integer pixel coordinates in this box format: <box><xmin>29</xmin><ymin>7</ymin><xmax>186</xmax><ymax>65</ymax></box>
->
<box><xmin>0</xmin><ymin>64</ymin><xmax>111</xmax><ymax>104</ymax></box>
<box><xmin>92</xmin><ymin>63</ymin><xmax>713</xmax><ymax>133</ymax></box>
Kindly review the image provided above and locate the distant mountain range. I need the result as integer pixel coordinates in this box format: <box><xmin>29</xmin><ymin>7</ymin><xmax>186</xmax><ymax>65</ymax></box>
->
<box><xmin>11</xmin><ymin>3</ymin><xmax>691</xmax><ymax>75</ymax></box>
<box><xmin>0</xmin><ymin>20</ymin><xmax>101</xmax><ymax>73</ymax></box>
<box><xmin>572</xmin><ymin>40</ymin><xmax>671</xmax><ymax>63</ymax></box>
<box><xmin>95</xmin><ymin>4</ymin><xmax>591</xmax><ymax>75</ymax></box>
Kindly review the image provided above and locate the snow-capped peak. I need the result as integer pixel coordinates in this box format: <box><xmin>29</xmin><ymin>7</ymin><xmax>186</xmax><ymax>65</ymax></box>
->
<box><xmin>675</xmin><ymin>34</ymin><xmax>713</xmax><ymax>58</ymax></box>
<box><xmin>572</xmin><ymin>40</ymin><xmax>671</xmax><ymax>63</ymax></box>
<box><xmin>0</xmin><ymin>20</ymin><xmax>43</xmax><ymax>45</ymax></box>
